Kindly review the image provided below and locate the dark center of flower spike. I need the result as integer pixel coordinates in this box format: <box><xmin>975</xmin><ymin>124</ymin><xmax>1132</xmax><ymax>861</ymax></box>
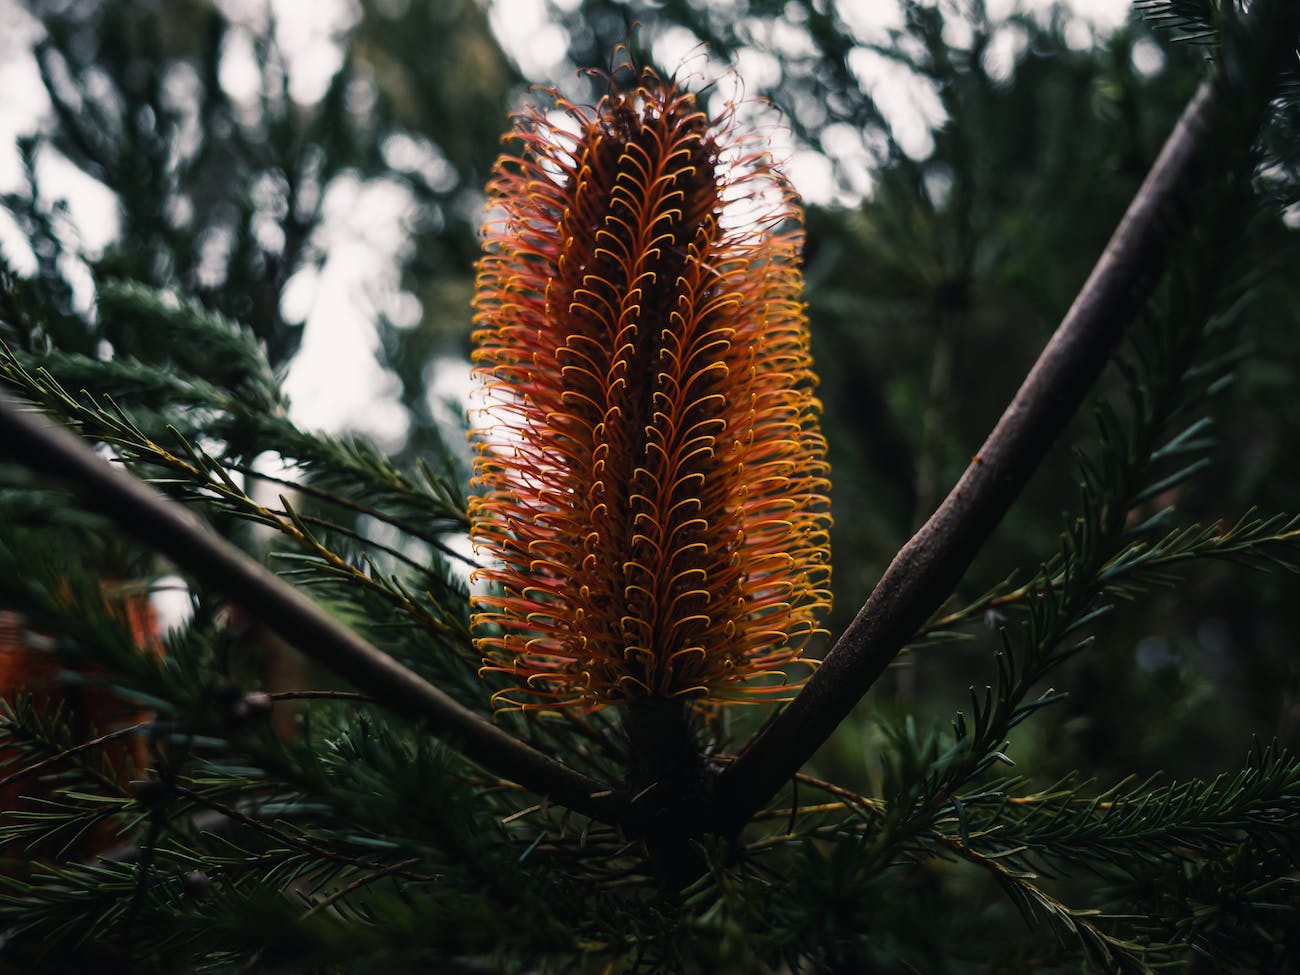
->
<box><xmin>546</xmin><ymin>93</ymin><xmax>733</xmax><ymax>697</ymax></box>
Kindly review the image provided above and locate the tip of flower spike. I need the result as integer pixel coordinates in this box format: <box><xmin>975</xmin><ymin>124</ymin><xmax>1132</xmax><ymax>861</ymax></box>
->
<box><xmin>468</xmin><ymin>62</ymin><xmax>830</xmax><ymax>713</ymax></box>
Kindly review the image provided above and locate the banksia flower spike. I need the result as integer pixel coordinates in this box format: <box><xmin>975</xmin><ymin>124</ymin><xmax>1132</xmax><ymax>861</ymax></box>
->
<box><xmin>469</xmin><ymin>67</ymin><xmax>831</xmax><ymax>713</ymax></box>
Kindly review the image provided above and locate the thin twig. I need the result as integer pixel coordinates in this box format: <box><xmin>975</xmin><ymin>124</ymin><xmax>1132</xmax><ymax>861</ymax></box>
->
<box><xmin>265</xmin><ymin>690</ymin><xmax>374</xmax><ymax>704</ymax></box>
<box><xmin>171</xmin><ymin>784</ymin><xmax>439</xmax><ymax>882</ymax></box>
<box><xmin>288</xmin><ymin>508</ymin><xmax>458</xmax><ymax>586</ymax></box>
<box><xmin>0</xmin><ymin>390</ymin><xmax>626</xmax><ymax>825</ymax></box>
<box><xmin>230</xmin><ymin>460</ymin><xmax>476</xmax><ymax>566</ymax></box>
<box><xmin>751</xmin><ymin>801</ymin><xmax>847</xmax><ymax>821</ymax></box>
<box><xmin>0</xmin><ymin>721</ymin><xmax>148</xmax><ymax>790</ymax></box>
<box><xmin>708</xmin><ymin>2</ymin><xmax>1298</xmax><ymax>835</ymax></box>
<box><xmin>298</xmin><ymin>856</ymin><xmax>421</xmax><ymax>919</ymax></box>
<box><xmin>928</xmin><ymin>833</ymin><xmax>1144</xmax><ymax>963</ymax></box>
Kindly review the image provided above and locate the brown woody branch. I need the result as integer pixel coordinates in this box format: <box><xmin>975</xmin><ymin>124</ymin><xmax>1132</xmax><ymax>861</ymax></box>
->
<box><xmin>708</xmin><ymin>2</ymin><xmax>1299</xmax><ymax>835</ymax></box>
<box><xmin>0</xmin><ymin>389</ymin><xmax>626</xmax><ymax>824</ymax></box>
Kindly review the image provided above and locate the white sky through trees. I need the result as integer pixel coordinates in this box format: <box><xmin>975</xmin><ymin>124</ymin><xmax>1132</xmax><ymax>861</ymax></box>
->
<box><xmin>0</xmin><ymin>0</ymin><xmax>1134</xmax><ymax>446</ymax></box>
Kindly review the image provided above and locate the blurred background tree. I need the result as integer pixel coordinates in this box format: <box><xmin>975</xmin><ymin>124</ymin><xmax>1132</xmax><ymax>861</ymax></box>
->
<box><xmin>1</xmin><ymin>0</ymin><xmax>1298</xmax><ymax>971</ymax></box>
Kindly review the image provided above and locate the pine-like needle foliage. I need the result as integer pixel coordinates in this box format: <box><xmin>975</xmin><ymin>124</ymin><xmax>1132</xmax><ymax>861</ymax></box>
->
<box><xmin>0</xmin><ymin>1</ymin><xmax>1298</xmax><ymax>972</ymax></box>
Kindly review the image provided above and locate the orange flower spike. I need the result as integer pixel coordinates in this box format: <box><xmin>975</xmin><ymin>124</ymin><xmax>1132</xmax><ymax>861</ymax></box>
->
<box><xmin>469</xmin><ymin>69</ymin><xmax>831</xmax><ymax>712</ymax></box>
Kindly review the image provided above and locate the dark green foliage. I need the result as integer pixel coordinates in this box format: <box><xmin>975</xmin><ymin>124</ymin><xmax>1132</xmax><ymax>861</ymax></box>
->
<box><xmin>1</xmin><ymin>0</ymin><xmax>1299</xmax><ymax>972</ymax></box>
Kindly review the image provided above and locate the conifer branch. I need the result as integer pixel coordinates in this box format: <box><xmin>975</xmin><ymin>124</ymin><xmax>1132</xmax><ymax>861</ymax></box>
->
<box><xmin>914</xmin><ymin>511</ymin><xmax>1300</xmax><ymax>642</ymax></box>
<box><xmin>710</xmin><ymin>0</ymin><xmax>1300</xmax><ymax>835</ymax></box>
<box><xmin>0</xmin><ymin>389</ymin><xmax>626</xmax><ymax>824</ymax></box>
<box><xmin>954</xmin><ymin>744</ymin><xmax>1300</xmax><ymax>871</ymax></box>
<box><xmin>0</xmin><ymin>721</ymin><xmax>148</xmax><ymax>792</ymax></box>
<box><xmin>935</xmin><ymin>837</ymin><xmax>1150</xmax><ymax>973</ymax></box>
